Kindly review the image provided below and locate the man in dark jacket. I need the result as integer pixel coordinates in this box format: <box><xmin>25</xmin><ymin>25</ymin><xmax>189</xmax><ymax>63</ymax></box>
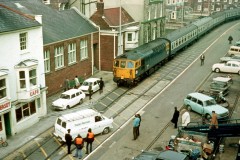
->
<box><xmin>65</xmin><ymin>129</ymin><xmax>73</xmax><ymax>154</ymax></box>
<box><xmin>98</xmin><ymin>77</ymin><xmax>105</xmax><ymax>94</ymax></box>
<box><xmin>171</xmin><ymin>107</ymin><xmax>180</xmax><ymax>128</ymax></box>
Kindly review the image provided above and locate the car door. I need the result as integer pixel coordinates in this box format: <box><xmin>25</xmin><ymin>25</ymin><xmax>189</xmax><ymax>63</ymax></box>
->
<box><xmin>232</xmin><ymin>63</ymin><xmax>240</xmax><ymax>73</ymax></box>
<box><xmin>69</xmin><ymin>93</ymin><xmax>77</xmax><ymax>107</ymax></box>
<box><xmin>195</xmin><ymin>100</ymin><xmax>204</xmax><ymax>115</ymax></box>
<box><xmin>92</xmin><ymin>81</ymin><xmax>100</xmax><ymax>92</ymax></box>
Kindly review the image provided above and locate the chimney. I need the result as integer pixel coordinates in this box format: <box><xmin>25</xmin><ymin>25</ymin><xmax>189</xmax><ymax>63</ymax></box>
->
<box><xmin>97</xmin><ymin>0</ymin><xmax>104</xmax><ymax>16</ymax></box>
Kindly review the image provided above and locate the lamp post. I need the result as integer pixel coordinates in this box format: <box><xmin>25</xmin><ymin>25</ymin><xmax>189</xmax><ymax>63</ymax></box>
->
<box><xmin>119</xmin><ymin>0</ymin><xmax>122</xmax><ymax>56</ymax></box>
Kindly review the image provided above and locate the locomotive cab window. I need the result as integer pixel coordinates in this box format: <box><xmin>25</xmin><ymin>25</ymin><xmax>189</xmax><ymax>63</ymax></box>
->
<box><xmin>120</xmin><ymin>61</ymin><xmax>126</xmax><ymax>68</ymax></box>
<box><xmin>114</xmin><ymin>60</ymin><xmax>119</xmax><ymax>67</ymax></box>
<box><xmin>127</xmin><ymin>61</ymin><xmax>134</xmax><ymax>68</ymax></box>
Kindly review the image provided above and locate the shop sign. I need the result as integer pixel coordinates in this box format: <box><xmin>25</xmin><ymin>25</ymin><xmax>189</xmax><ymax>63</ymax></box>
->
<box><xmin>0</xmin><ymin>101</ymin><xmax>11</xmax><ymax>111</ymax></box>
<box><xmin>30</xmin><ymin>88</ymin><xmax>40</xmax><ymax>97</ymax></box>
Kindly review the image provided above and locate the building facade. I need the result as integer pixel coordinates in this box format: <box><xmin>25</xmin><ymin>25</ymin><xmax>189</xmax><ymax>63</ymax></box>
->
<box><xmin>0</xmin><ymin>4</ymin><xmax>47</xmax><ymax>139</ymax></box>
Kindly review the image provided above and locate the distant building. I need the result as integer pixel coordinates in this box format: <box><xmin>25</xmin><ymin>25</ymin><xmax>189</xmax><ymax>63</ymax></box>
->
<box><xmin>0</xmin><ymin>4</ymin><xmax>47</xmax><ymax>139</ymax></box>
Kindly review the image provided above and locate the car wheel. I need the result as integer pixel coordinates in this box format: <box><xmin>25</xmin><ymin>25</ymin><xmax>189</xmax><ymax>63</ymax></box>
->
<box><xmin>238</xmin><ymin>71</ymin><xmax>240</xmax><ymax>75</ymax></box>
<box><xmin>79</xmin><ymin>99</ymin><xmax>83</xmax><ymax>105</ymax></box>
<box><xmin>102</xmin><ymin>127</ymin><xmax>110</xmax><ymax>134</ymax></box>
<box><xmin>187</xmin><ymin>105</ymin><xmax>192</xmax><ymax>111</ymax></box>
<box><xmin>215</xmin><ymin>68</ymin><xmax>220</xmax><ymax>73</ymax></box>
<box><xmin>67</xmin><ymin>105</ymin><xmax>70</xmax><ymax>109</ymax></box>
<box><xmin>206</xmin><ymin>114</ymin><xmax>211</xmax><ymax>120</ymax></box>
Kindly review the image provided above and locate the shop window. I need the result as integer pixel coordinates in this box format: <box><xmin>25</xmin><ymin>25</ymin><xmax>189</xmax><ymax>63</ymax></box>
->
<box><xmin>0</xmin><ymin>78</ymin><xmax>6</xmax><ymax>99</ymax></box>
<box><xmin>15</xmin><ymin>101</ymin><xmax>36</xmax><ymax>122</ymax></box>
<box><xmin>0</xmin><ymin>117</ymin><xmax>2</xmax><ymax>131</ymax></box>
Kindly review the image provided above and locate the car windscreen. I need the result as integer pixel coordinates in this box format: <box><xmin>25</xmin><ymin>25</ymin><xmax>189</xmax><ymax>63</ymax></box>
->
<box><xmin>82</xmin><ymin>81</ymin><xmax>92</xmax><ymax>86</ymax></box>
<box><xmin>60</xmin><ymin>94</ymin><xmax>70</xmax><ymax>99</ymax></box>
<box><xmin>205</xmin><ymin>99</ymin><xmax>216</xmax><ymax>106</ymax></box>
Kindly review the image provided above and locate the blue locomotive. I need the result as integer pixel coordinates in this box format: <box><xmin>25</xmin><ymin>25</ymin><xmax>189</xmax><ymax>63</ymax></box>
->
<box><xmin>113</xmin><ymin>9</ymin><xmax>240</xmax><ymax>86</ymax></box>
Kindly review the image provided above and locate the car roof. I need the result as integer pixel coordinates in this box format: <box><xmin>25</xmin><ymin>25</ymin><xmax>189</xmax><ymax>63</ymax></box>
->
<box><xmin>227</xmin><ymin>61</ymin><xmax>240</xmax><ymax>64</ymax></box>
<box><xmin>187</xmin><ymin>92</ymin><xmax>213</xmax><ymax>101</ymax></box>
<box><xmin>83</xmin><ymin>78</ymin><xmax>100</xmax><ymax>82</ymax></box>
<box><xmin>62</xmin><ymin>89</ymin><xmax>80</xmax><ymax>95</ymax></box>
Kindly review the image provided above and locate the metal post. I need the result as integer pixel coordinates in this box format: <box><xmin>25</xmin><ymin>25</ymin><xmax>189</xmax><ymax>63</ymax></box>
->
<box><xmin>119</xmin><ymin>0</ymin><xmax>122</xmax><ymax>55</ymax></box>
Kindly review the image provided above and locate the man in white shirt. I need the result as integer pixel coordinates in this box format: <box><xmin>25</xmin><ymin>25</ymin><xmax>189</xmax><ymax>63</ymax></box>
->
<box><xmin>181</xmin><ymin>109</ymin><xmax>190</xmax><ymax>127</ymax></box>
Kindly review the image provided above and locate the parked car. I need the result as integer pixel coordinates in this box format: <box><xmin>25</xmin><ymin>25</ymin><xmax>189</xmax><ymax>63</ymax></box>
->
<box><xmin>212</xmin><ymin>61</ymin><xmax>240</xmax><ymax>74</ymax></box>
<box><xmin>183</xmin><ymin>92</ymin><xmax>229</xmax><ymax>119</ymax></box>
<box><xmin>220</xmin><ymin>55</ymin><xmax>240</xmax><ymax>63</ymax></box>
<box><xmin>79</xmin><ymin>78</ymin><xmax>100</xmax><ymax>94</ymax></box>
<box><xmin>235</xmin><ymin>40</ymin><xmax>240</xmax><ymax>47</ymax></box>
<box><xmin>52</xmin><ymin>89</ymin><xmax>85</xmax><ymax>110</ymax></box>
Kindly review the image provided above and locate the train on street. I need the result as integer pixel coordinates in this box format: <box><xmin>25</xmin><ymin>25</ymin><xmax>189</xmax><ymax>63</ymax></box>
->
<box><xmin>113</xmin><ymin>9</ymin><xmax>240</xmax><ymax>86</ymax></box>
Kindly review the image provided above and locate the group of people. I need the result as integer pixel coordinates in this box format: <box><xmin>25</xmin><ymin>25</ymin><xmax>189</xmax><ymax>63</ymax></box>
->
<box><xmin>64</xmin><ymin>76</ymin><xmax>80</xmax><ymax>91</ymax></box>
<box><xmin>171</xmin><ymin>107</ymin><xmax>218</xmax><ymax>129</ymax></box>
<box><xmin>64</xmin><ymin>128</ymin><xmax>95</xmax><ymax>159</ymax></box>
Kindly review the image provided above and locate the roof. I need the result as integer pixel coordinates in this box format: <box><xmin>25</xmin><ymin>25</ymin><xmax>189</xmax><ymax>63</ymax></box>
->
<box><xmin>0</xmin><ymin>4</ymin><xmax>41</xmax><ymax>33</ymax></box>
<box><xmin>90</xmin><ymin>7</ymin><xmax>135</xmax><ymax>30</ymax></box>
<box><xmin>0</xmin><ymin>0</ymin><xmax>98</xmax><ymax>44</ymax></box>
<box><xmin>188</xmin><ymin>92</ymin><xmax>213</xmax><ymax>101</ymax></box>
<box><xmin>60</xmin><ymin>109</ymin><xmax>99</xmax><ymax>122</ymax></box>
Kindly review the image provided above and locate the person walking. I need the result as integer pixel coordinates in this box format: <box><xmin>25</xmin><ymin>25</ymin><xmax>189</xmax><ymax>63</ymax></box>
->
<box><xmin>98</xmin><ymin>77</ymin><xmax>105</xmax><ymax>94</ymax></box>
<box><xmin>228</xmin><ymin>35</ymin><xmax>233</xmax><ymax>44</ymax></box>
<box><xmin>85</xmin><ymin>128</ymin><xmax>95</xmax><ymax>154</ymax></box>
<box><xmin>171</xmin><ymin>107</ymin><xmax>180</xmax><ymax>128</ymax></box>
<box><xmin>210</xmin><ymin>111</ymin><xmax>218</xmax><ymax>129</ymax></box>
<box><xmin>132</xmin><ymin>114</ymin><xmax>140</xmax><ymax>140</ymax></box>
<box><xmin>74</xmin><ymin>76</ymin><xmax>80</xmax><ymax>88</ymax></box>
<box><xmin>65</xmin><ymin>129</ymin><xmax>73</xmax><ymax>154</ymax></box>
<box><xmin>200</xmin><ymin>54</ymin><xmax>205</xmax><ymax>66</ymax></box>
<box><xmin>88</xmin><ymin>84</ymin><xmax>93</xmax><ymax>100</ymax></box>
<box><xmin>136</xmin><ymin>114</ymin><xmax>141</xmax><ymax>137</ymax></box>
<box><xmin>74</xmin><ymin>134</ymin><xmax>84</xmax><ymax>159</ymax></box>
<box><xmin>64</xmin><ymin>78</ymin><xmax>70</xmax><ymax>91</ymax></box>
<box><xmin>181</xmin><ymin>109</ymin><xmax>190</xmax><ymax>127</ymax></box>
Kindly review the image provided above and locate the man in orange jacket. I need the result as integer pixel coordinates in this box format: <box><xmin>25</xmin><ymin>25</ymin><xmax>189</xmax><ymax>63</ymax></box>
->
<box><xmin>85</xmin><ymin>128</ymin><xmax>95</xmax><ymax>154</ymax></box>
<box><xmin>74</xmin><ymin>134</ymin><xmax>84</xmax><ymax>159</ymax></box>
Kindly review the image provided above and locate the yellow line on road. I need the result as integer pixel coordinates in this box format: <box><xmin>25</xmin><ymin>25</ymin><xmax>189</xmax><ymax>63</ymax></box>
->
<box><xmin>35</xmin><ymin>141</ymin><xmax>49</xmax><ymax>160</ymax></box>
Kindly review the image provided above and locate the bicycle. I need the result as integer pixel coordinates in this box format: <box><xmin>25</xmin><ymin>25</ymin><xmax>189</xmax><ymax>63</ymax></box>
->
<box><xmin>0</xmin><ymin>137</ymin><xmax>8</xmax><ymax>147</ymax></box>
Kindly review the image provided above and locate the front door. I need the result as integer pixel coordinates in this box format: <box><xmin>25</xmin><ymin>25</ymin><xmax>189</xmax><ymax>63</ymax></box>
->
<box><xmin>4</xmin><ymin>112</ymin><xmax>11</xmax><ymax>136</ymax></box>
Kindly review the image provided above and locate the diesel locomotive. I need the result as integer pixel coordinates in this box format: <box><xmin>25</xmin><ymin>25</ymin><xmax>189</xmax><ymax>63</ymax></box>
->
<box><xmin>113</xmin><ymin>9</ymin><xmax>240</xmax><ymax>86</ymax></box>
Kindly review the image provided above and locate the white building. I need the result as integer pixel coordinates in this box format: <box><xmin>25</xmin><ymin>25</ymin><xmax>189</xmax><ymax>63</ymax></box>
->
<box><xmin>0</xmin><ymin>4</ymin><xmax>47</xmax><ymax>139</ymax></box>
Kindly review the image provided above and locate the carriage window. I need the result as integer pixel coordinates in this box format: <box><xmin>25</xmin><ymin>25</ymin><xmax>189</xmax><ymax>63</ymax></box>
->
<box><xmin>120</xmin><ymin>61</ymin><xmax>126</xmax><ymax>68</ymax></box>
<box><xmin>114</xmin><ymin>60</ymin><xmax>119</xmax><ymax>67</ymax></box>
<box><xmin>127</xmin><ymin>61</ymin><xmax>134</xmax><ymax>68</ymax></box>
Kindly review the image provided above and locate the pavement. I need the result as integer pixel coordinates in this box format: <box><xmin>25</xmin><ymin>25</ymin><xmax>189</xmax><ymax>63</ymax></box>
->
<box><xmin>0</xmin><ymin>71</ymin><xmax>115</xmax><ymax>159</ymax></box>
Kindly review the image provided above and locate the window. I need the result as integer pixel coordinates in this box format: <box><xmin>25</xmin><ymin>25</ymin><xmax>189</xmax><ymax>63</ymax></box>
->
<box><xmin>0</xmin><ymin>78</ymin><xmax>6</xmax><ymax>99</ymax></box>
<box><xmin>44</xmin><ymin>50</ymin><xmax>50</xmax><ymax>73</ymax></box>
<box><xmin>120</xmin><ymin>61</ymin><xmax>126</xmax><ymax>68</ymax></box>
<box><xmin>15</xmin><ymin>101</ymin><xmax>36</xmax><ymax>122</ymax></box>
<box><xmin>55</xmin><ymin>46</ymin><xmax>64</xmax><ymax>69</ymax></box>
<box><xmin>42</xmin><ymin>0</ymin><xmax>50</xmax><ymax>4</ymax></box>
<box><xmin>29</xmin><ymin>69</ymin><xmax>37</xmax><ymax>86</ymax></box>
<box><xmin>127</xmin><ymin>33</ymin><xmax>133</xmax><ymax>42</ymax></box>
<box><xmin>19</xmin><ymin>71</ymin><xmax>26</xmax><ymax>89</ymax></box>
<box><xmin>68</xmin><ymin>43</ymin><xmax>76</xmax><ymax>64</ymax></box>
<box><xmin>19</xmin><ymin>32</ymin><xmax>27</xmax><ymax>50</ymax></box>
<box><xmin>114</xmin><ymin>60</ymin><xmax>119</xmax><ymax>67</ymax></box>
<box><xmin>0</xmin><ymin>117</ymin><xmax>2</xmax><ymax>131</ymax></box>
<box><xmin>80</xmin><ymin>40</ymin><xmax>88</xmax><ymax>60</ymax></box>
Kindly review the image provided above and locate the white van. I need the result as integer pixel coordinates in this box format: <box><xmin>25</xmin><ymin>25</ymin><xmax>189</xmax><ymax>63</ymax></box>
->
<box><xmin>228</xmin><ymin>46</ymin><xmax>240</xmax><ymax>56</ymax></box>
<box><xmin>53</xmin><ymin>109</ymin><xmax>113</xmax><ymax>142</ymax></box>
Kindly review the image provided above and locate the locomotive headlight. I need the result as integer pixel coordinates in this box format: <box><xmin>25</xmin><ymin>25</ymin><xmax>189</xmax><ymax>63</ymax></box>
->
<box><xmin>135</xmin><ymin>70</ymin><xmax>138</xmax><ymax>74</ymax></box>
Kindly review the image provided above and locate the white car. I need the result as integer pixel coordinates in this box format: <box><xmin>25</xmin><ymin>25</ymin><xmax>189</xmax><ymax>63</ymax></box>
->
<box><xmin>220</xmin><ymin>55</ymin><xmax>240</xmax><ymax>62</ymax></box>
<box><xmin>212</xmin><ymin>61</ymin><xmax>240</xmax><ymax>74</ymax></box>
<box><xmin>79</xmin><ymin>78</ymin><xmax>100</xmax><ymax>94</ymax></box>
<box><xmin>52</xmin><ymin>89</ymin><xmax>86</xmax><ymax>110</ymax></box>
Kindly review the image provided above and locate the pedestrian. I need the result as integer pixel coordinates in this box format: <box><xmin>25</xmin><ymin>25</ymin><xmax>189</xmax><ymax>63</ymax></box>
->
<box><xmin>171</xmin><ymin>107</ymin><xmax>179</xmax><ymax>128</ymax></box>
<box><xmin>64</xmin><ymin>78</ymin><xmax>70</xmax><ymax>91</ymax></box>
<box><xmin>65</xmin><ymin>129</ymin><xmax>73</xmax><ymax>154</ymax></box>
<box><xmin>88</xmin><ymin>84</ymin><xmax>92</xmax><ymax>100</ymax></box>
<box><xmin>132</xmin><ymin>114</ymin><xmax>140</xmax><ymax>140</ymax></box>
<box><xmin>73</xmin><ymin>134</ymin><xmax>84</xmax><ymax>159</ymax></box>
<box><xmin>181</xmin><ymin>109</ymin><xmax>190</xmax><ymax>127</ymax></box>
<box><xmin>85</xmin><ymin>128</ymin><xmax>95</xmax><ymax>154</ymax></box>
<box><xmin>98</xmin><ymin>77</ymin><xmax>105</xmax><ymax>94</ymax></box>
<box><xmin>228</xmin><ymin>35</ymin><xmax>233</xmax><ymax>44</ymax></box>
<box><xmin>136</xmin><ymin>114</ymin><xmax>141</xmax><ymax>136</ymax></box>
<box><xmin>74</xmin><ymin>76</ymin><xmax>80</xmax><ymax>88</ymax></box>
<box><xmin>209</xmin><ymin>111</ymin><xmax>218</xmax><ymax>129</ymax></box>
<box><xmin>200</xmin><ymin>54</ymin><xmax>205</xmax><ymax>66</ymax></box>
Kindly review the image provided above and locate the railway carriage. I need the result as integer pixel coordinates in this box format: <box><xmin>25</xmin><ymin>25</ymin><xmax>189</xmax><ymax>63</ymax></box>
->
<box><xmin>225</xmin><ymin>8</ymin><xmax>240</xmax><ymax>21</ymax></box>
<box><xmin>210</xmin><ymin>11</ymin><xmax>226</xmax><ymax>28</ymax></box>
<box><xmin>165</xmin><ymin>24</ymin><xmax>197</xmax><ymax>56</ymax></box>
<box><xmin>113</xmin><ymin>38</ymin><xmax>170</xmax><ymax>86</ymax></box>
<box><xmin>192</xmin><ymin>17</ymin><xmax>213</xmax><ymax>38</ymax></box>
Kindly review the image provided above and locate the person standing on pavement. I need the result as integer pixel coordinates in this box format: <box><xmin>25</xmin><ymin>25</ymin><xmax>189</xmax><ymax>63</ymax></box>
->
<box><xmin>200</xmin><ymin>54</ymin><xmax>205</xmax><ymax>66</ymax></box>
<box><xmin>181</xmin><ymin>109</ymin><xmax>190</xmax><ymax>127</ymax></box>
<box><xmin>98</xmin><ymin>77</ymin><xmax>105</xmax><ymax>94</ymax></box>
<box><xmin>85</xmin><ymin>128</ymin><xmax>95</xmax><ymax>154</ymax></box>
<box><xmin>74</xmin><ymin>76</ymin><xmax>80</xmax><ymax>88</ymax></box>
<box><xmin>88</xmin><ymin>84</ymin><xmax>93</xmax><ymax>100</ymax></box>
<box><xmin>228</xmin><ymin>35</ymin><xmax>233</xmax><ymax>44</ymax></box>
<box><xmin>133</xmin><ymin>114</ymin><xmax>140</xmax><ymax>140</ymax></box>
<box><xmin>65</xmin><ymin>129</ymin><xmax>73</xmax><ymax>154</ymax></box>
<box><xmin>74</xmin><ymin>134</ymin><xmax>84</xmax><ymax>159</ymax></box>
<box><xmin>64</xmin><ymin>78</ymin><xmax>70</xmax><ymax>91</ymax></box>
<box><xmin>171</xmin><ymin>107</ymin><xmax>180</xmax><ymax>128</ymax></box>
<box><xmin>210</xmin><ymin>111</ymin><xmax>218</xmax><ymax>129</ymax></box>
<box><xmin>136</xmin><ymin>114</ymin><xmax>141</xmax><ymax>137</ymax></box>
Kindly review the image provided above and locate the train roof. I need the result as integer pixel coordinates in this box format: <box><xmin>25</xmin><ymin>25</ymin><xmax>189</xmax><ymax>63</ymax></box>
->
<box><xmin>192</xmin><ymin>17</ymin><xmax>213</xmax><ymax>27</ymax></box>
<box><xmin>115</xmin><ymin>38</ymin><xmax>168</xmax><ymax>61</ymax></box>
<box><xmin>165</xmin><ymin>24</ymin><xmax>197</xmax><ymax>41</ymax></box>
<box><xmin>210</xmin><ymin>11</ymin><xmax>225</xmax><ymax>18</ymax></box>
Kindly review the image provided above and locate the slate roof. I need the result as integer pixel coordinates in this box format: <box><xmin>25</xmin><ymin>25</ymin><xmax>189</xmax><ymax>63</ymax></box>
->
<box><xmin>90</xmin><ymin>7</ymin><xmax>135</xmax><ymax>30</ymax></box>
<box><xmin>0</xmin><ymin>4</ymin><xmax>41</xmax><ymax>33</ymax></box>
<box><xmin>0</xmin><ymin>0</ymin><xmax>98</xmax><ymax>44</ymax></box>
